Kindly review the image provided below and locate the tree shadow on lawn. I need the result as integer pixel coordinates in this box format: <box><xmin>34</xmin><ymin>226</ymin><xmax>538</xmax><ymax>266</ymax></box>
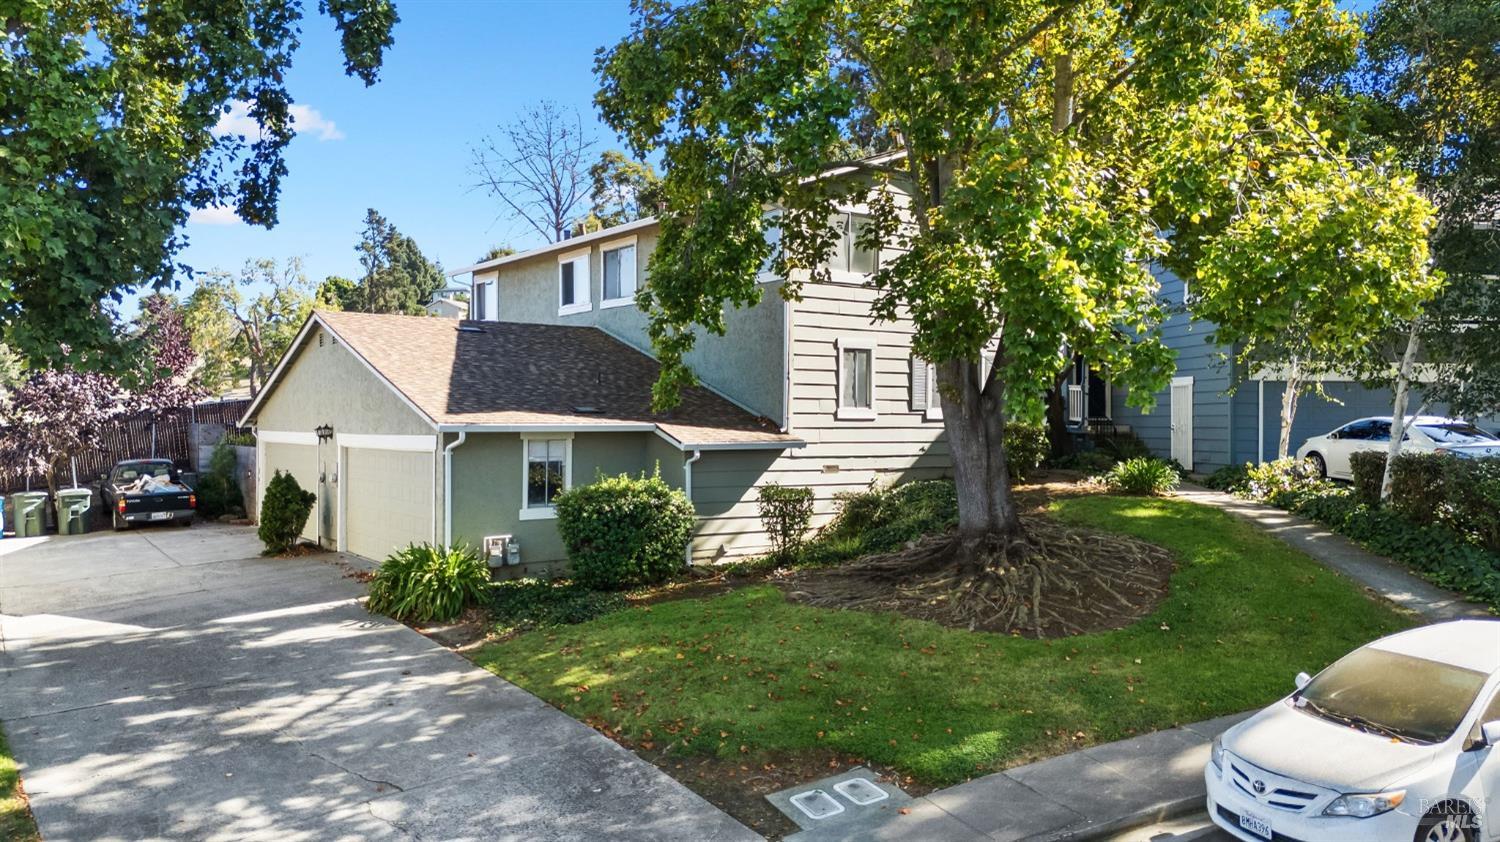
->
<box><xmin>469</xmin><ymin>493</ymin><xmax>1413</xmax><ymax>835</ymax></box>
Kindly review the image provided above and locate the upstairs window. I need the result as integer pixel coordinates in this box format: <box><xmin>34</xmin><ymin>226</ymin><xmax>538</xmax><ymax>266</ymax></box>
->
<box><xmin>601</xmin><ymin>238</ymin><xmax>638</xmax><ymax>307</ymax></box>
<box><xmin>836</xmin><ymin>337</ymin><xmax>877</xmax><ymax>420</ymax></box>
<box><xmin>521</xmin><ymin>436</ymin><xmax>571</xmax><ymax>519</ymax></box>
<box><xmin>473</xmin><ymin>281</ymin><xmax>490</xmax><ymax>320</ymax></box>
<box><xmin>830</xmin><ymin>212</ymin><xmax>880</xmax><ymax>275</ymax></box>
<box><xmin>558</xmin><ymin>249</ymin><xmax>591</xmax><ymax>316</ymax></box>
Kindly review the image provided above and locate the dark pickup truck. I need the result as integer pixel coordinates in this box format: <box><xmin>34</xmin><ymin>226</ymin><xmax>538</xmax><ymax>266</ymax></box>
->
<box><xmin>100</xmin><ymin>459</ymin><xmax>196</xmax><ymax>530</ymax></box>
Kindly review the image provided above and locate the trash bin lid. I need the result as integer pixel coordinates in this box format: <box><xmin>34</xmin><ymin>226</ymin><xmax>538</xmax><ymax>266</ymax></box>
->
<box><xmin>57</xmin><ymin>488</ymin><xmax>92</xmax><ymax>499</ymax></box>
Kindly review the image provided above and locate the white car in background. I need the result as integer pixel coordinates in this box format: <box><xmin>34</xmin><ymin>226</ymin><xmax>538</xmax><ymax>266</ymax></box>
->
<box><xmin>1296</xmin><ymin>416</ymin><xmax>1500</xmax><ymax>480</ymax></box>
<box><xmin>1206</xmin><ymin>621</ymin><xmax>1500</xmax><ymax>842</ymax></box>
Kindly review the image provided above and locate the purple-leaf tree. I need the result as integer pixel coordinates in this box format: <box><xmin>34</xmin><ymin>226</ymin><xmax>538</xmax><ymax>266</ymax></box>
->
<box><xmin>0</xmin><ymin>367</ymin><xmax>122</xmax><ymax>495</ymax></box>
<box><xmin>132</xmin><ymin>296</ymin><xmax>208</xmax><ymax>455</ymax></box>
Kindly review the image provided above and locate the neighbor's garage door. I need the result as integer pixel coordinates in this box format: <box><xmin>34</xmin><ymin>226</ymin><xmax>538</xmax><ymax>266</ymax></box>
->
<box><xmin>262</xmin><ymin>440</ymin><xmax>321</xmax><ymax>543</ymax></box>
<box><xmin>343</xmin><ymin>445</ymin><xmax>435</xmax><ymax>562</ymax></box>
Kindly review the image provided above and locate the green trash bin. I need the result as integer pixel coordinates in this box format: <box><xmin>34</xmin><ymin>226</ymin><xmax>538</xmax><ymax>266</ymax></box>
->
<box><xmin>12</xmin><ymin>491</ymin><xmax>48</xmax><ymax>538</ymax></box>
<box><xmin>0</xmin><ymin>493</ymin><xmax>6</xmax><ymax>537</ymax></box>
<box><xmin>56</xmin><ymin>488</ymin><xmax>93</xmax><ymax>535</ymax></box>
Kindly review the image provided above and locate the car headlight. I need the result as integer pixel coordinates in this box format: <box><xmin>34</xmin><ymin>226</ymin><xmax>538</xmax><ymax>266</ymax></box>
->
<box><xmin>1210</xmin><ymin>734</ymin><xmax>1225</xmax><ymax>776</ymax></box>
<box><xmin>1322</xmin><ymin>790</ymin><xmax>1406</xmax><ymax>818</ymax></box>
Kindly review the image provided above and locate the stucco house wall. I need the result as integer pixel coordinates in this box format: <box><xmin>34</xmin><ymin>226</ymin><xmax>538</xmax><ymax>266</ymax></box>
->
<box><xmin>251</xmin><ymin>324</ymin><xmax>439</xmax><ymax>550</ymax></box>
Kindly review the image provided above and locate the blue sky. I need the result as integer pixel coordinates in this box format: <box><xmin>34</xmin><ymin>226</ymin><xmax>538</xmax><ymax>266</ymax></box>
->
<box><xmin>172</xmin><ymin>0</ymin><xmax>636</xmax><ymax>303</ymax></box>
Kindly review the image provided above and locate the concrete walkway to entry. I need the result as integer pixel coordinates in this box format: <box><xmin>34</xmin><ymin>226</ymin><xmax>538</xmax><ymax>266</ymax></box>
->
<box><xmin>0</xmin><ymin>525</ymin><xmax>756</xmax><ymax>842</ymax></box>
<box><xmin>1174</xmin><ymin>484</ymin><xmax>1491</xmax><ymax>622</ymax></box>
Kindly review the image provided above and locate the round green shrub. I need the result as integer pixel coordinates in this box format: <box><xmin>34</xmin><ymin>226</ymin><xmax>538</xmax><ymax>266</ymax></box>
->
<box><xmin>1003</xmin><ymin>423</ymin><xmax>1049</xmax><ymax>481</ymax></box>
<box><xmin>367</xmin><ymin>543</ymin><xmax>491</xmax><ymax>623</ymax></box>
<box><xmin>1102</xmin><ymin>457</ymin><xmax>1181</xmax><ymax>495</ymax></box>
<box><xmin>257</xmin><ymin>469</ymin><xmax>316</xmax><ymax>554</ymax></box>
<box><xmin>554</xmin><ymin>471</ymin><xmax>696</xmax><ymax>590</ymax></box>
<box><xmin>1203</xmin><ymin>463</ymin><xmax>1251</xmax><ymax>493</ymax></box>
<box><xmin>758</xmin><ymin>483</ymin><xmax>815</xmax><ymax>563</ymax></box>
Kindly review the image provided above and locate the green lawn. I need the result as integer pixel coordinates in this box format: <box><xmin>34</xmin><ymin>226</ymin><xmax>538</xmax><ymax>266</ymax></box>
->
<box><xmin>471</xmin><ymin>495</ymin><xmax>1410</xmax><ymax>786</ymax></box>
<box><xmin>1</xmin><ymin>724</ymin><xmax>39</xmax><ymax>842</ymax></box>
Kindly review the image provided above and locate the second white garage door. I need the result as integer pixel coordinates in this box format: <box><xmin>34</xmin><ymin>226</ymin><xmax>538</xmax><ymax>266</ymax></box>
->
<box><xmin>342</xmin><ymin>445</ymin><xmax>435</xmax><ymax>562</ymax></box>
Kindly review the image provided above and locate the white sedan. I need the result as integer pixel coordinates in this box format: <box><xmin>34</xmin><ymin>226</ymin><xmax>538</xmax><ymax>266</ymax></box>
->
<box><xmin>1296</xmin><ymin>416</ymin><xmax>1500</xmax><ymax>480</ymax></box>
<box><xmin>1206</xmin><ymin>620</ymin><xmax>1500</xmax><ymax>842</ymax></box>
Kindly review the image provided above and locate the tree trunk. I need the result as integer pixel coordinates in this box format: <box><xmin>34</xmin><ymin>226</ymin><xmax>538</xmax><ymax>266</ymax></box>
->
<box><xmin>1381</xmin><ymin>322</ymin><xmax>1422</xmax><ymax>501</ymax></box>
<box><xmin>937</xmin><ymin>355</ymin><xmax>1020</xmax><ymax>567</ymax></box>
<box><xmin>1277</xmin><ymin>357</ymin><xmax>1302</xmax><ymax>460</ymax></box>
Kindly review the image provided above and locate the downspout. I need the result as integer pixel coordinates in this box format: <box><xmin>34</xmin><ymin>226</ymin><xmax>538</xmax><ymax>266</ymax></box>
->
<box><xmin>443</xmin><ymin>431</ymin><xmax>467</xmax><ymax>545</ymax></box>
<box><xmin>1257</xmin><ymin>379</ymin><xmax>1266</xmax><ymax>465</ymax></box>
<box><xmin>683</xmin><ymin>448</ymin><xmax>702</xmax><ymax>566</ymax></box>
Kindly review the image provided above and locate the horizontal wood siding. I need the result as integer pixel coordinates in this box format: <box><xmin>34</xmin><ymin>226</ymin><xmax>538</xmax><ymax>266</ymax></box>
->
<box><xmin>1111</xmin><ymin>269</ymin><xmax>1235</xmax><ymax>471</ymax></box>
<box><xmin>690</xmin><ymin>280</ymin><xmax>950</xmax><ymax>561</ymax></box>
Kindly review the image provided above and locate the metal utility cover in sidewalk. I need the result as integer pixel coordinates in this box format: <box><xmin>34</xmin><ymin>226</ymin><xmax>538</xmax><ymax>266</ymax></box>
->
<box><xmin>767</xmin><ymin>767</ymin><xmax>915</xmax><ymax>840</ymax></box>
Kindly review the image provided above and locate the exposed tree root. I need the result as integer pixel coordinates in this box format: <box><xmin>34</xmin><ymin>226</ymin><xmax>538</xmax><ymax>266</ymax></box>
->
<box><xmin>778</xmin><ymin>515</ymin><xmax>1175</xmax><ymax>638</ymax></box>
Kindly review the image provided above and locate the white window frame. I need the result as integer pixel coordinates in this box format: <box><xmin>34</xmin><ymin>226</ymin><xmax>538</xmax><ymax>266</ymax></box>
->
<box><xmin>924</xmin><ymin>362</ymin><xmax>943</xmax><ymax>421</ymax></box>
<box><xmin>557</xmin><ymin>248</ymin><xmax>592</xmax><ymax>317</ymax></box>
<box><xmin>472</xmin><ymin>280</ymin><xmax>490</xmax><ymax>320</ymax></box>
<box><xmin>599</xmin><ymin>235</ymin><xmax>639</xmax><ymax>309</ymax></box>
<box><xmin>827</xmin><ymin>208</ymin><xmax>881</xmax><ymax>285</ymax></box>
<box><xmin>519</xmin><ymin>433</ymin><xmax>573</xmax><ymax>520</ymax></box>
<box><xmin>835</xmin><ymin>336</ymin><xmax>878</xmax><ymax>420</ymax></box>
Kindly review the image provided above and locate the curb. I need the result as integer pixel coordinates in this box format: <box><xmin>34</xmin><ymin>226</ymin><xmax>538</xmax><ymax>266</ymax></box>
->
<box><xmin>1034</xmin><ymin>794</ymin><xmax>1205</xmax><ymax>841</ymax></box>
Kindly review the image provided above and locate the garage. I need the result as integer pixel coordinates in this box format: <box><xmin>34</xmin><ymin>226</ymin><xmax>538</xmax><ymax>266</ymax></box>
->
<box><xmin>258</xmin><ymin>433</ymin><xmax>323</xmax><ymax>544</ymax></box>
<box><xmin>339</xmin><ymin>435</ymin><xmax>437</xmax><ymax>562</ymax></box>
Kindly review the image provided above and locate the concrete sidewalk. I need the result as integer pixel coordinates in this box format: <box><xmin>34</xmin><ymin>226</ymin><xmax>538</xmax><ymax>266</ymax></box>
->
<box><xmin>785</xmin><ymin>713</ymin><xmax>1250</xmax><ymax>842</ymax></box>
<box><xmin>1174</xmin><ymin>484</ymin><xmax>1491</xmax><ymax>623</ymax></box>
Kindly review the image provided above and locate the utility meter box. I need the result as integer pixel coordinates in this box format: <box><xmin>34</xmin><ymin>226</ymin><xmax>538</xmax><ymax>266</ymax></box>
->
<box><xmin>482</xmin><ymin>534</ymin><xmax>522</xmax><ymax>567</ymax></box>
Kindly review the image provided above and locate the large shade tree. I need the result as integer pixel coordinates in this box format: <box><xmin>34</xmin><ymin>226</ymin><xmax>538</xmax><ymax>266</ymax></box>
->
<box><xmin>597</xmin><ymin>0</ymin><xmax>1434</xmax><ymax>628</ymax></box>
<box><xmin>1336</xmin><ymin>0</ymin><xmax>1500</xmax><ymax>497</ymax></box>
<box><xmin>0</xmin><ymin>0</ymin><xmax>397</xmax><ymax>369</ymax></box>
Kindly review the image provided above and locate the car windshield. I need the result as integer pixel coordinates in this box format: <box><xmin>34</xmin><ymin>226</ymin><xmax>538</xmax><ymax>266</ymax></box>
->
<box><xmin>1297</xmin><ymin>648</ymin><xmax>1486</xmax><ymax>744</ymax></box>
<box><xmin>1418</xmin><ymin>423</ymin><xmax>1499</xmax><ymax>445</ymax></box>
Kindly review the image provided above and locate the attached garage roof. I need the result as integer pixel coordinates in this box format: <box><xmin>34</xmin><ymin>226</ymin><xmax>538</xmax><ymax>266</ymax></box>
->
<box><xmin>247</xmin><ymin>310</ymin><xmax>799</xmax><ymax>449</ymax></box>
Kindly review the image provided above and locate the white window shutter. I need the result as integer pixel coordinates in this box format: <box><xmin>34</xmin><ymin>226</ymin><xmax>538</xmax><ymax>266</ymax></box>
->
<box><xmin>910</xmin><ymin>355</ymin><xmax>928</xmax><ymax>412</ymax></box>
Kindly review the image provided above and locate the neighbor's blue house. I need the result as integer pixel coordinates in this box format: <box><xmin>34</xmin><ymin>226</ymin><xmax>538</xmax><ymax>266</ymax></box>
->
<box><xmin>1059</xmin><ymin>268</ymin><xmax>1470</xmax><ymax>473</ymax></box>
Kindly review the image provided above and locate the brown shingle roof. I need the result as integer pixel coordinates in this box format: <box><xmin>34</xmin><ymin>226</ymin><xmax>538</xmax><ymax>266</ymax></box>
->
<box><xmin>312</xmin><ymin>310</ymin><xmax>797</xmax><ymax>448</ymax></box>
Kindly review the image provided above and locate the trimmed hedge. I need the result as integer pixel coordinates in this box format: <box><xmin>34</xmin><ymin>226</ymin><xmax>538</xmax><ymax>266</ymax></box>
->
<box><xmin>1444</xmin><ymin>458</ymin><xmax>1500</xmax><ymax>552</ymax></box>
<box><xmin>1390</xmin><ymin>453</ymin><xmax>1447</xmax><ymax>524</ymax></box>
<box><xmin>1349</xmin><ymin>451</ymin><xmax>1386</xmax><ymax>508</ymax></box>
<box><xmin>554</xmin><ymin>471</ymin><xmax>696</xmax><ymax>590</ymax></box>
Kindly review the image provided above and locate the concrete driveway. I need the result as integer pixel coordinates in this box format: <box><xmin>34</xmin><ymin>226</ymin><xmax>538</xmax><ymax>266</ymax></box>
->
<box><xmin>0</xmin><ymin>525</ymin><xmax>756</xmax><ymax>842</ymax></box>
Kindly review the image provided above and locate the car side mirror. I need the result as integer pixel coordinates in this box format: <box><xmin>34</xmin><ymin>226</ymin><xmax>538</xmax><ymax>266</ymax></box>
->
<box><xmin>1482</xmin><ymin>721</ymin><xmax>1500</xmax><ymax>748</ymax></box>
<box><xmin>1328</xmin><ymin>431</ymin><xmax>1342</xmax><ymax>439</ymax></box>
<box><xmin>1295</xmin><ymin>671</ymin><xmax>1312</xmax><ymax>690</ymax></box>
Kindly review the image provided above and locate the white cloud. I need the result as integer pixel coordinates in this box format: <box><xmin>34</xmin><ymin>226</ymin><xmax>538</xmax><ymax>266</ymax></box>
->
<box><xmin>212</xmin><ymin>100</ymin><xmax>344</xmax><ymax>142</ymax></box>
<box><xmin>188</xmin><ymin>205</ymin><xmax>242</xmax><ymax>226</ymax></box>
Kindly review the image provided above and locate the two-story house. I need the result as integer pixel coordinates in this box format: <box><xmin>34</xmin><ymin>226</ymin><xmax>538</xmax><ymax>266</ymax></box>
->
<box><xmin>240</xmin><ymin>211</ymin><xmax>953</xmax><ymax>571</ymax></box>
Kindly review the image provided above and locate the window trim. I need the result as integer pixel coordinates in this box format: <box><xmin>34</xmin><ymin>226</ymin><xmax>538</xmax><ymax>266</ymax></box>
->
<box><xmin>924</xmin><ymin>362</ymin><xmax>943</xmax><ymax>421</ymax></box>
<box><xmin>519</xmin><ymin>433</ymin><xmax>574</xmax><ymax>520</ymax></box>
<box><xmin>599</xmin><ymin>235</ymin><xmax>639</xmax><ymax>309</ymax></box>
<box><xmin>472</xmin><ymin>280</ymin><xmax>490</xmax><ymax>321</ymax></box>
<box><xmin>557</xmin><ymin>248</ymin><xmax>592</xmax><ymax>317</ymax></box>
<box><xmin>835</xmin><ymin>336</ymin><xmax>878</xmax><ymax>421</ymax></box>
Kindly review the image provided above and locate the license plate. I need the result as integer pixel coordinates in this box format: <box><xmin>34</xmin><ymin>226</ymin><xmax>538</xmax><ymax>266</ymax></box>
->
<box><xmin>1239</xmin><ymin>810</ymin><xmax>1273</xmax><ymax>840</ymax></box>
<box><xmin>150</xmin><ymin>511</ymin><xmax>173</xmax><ymax>521</ymax></box>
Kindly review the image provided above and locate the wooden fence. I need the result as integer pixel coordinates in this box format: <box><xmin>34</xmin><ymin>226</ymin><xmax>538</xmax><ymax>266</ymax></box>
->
<box><xmin>1</xmin><ymin>399</ymin><xmax>251</xmax><ymax>494</ymax></box>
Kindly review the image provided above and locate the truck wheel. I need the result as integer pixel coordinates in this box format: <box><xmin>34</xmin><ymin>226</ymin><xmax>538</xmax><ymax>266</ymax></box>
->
<box><xmin>177</xmin><ymin>516</ymin><xmax>193</xmax><ymax>527</ymax></box>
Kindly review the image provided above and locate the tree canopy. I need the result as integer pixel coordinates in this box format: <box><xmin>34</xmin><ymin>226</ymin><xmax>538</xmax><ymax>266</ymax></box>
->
<box><xmin>184</xmin><ymin>258</ymin><xmax>314</xmax><ymax>397</ymax></box>
<box><xmin>596</xmin><ymin>0</ymin><xmax>1436</xmax><ymax>629</ymax></box>
<box><xmin>0</xmin><ymin>0</ymin><xmax>397</xmax><ymax>369</ymax></box>
<box><xmin>352</xmin><ymin>209</ymin><xmax>446</xmax><ymax>314</ymax></box>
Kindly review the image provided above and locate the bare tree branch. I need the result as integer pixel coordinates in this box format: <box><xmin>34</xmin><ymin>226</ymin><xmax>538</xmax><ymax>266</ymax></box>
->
<box><xmin>470</xmin><ymin>101</ymin><xmax>596</xmax><ymax>242</ymax></box>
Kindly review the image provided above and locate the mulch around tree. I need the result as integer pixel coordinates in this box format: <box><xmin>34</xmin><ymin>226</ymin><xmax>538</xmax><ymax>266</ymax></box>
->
<box><xmin>777</xmin><ymin>513</ymin><xmax>1176</xmax><ymax>638</ymax></box>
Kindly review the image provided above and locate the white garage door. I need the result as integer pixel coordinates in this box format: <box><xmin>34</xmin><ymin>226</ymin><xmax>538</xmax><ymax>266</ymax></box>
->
<box><xmin>261</xmin><ymin>439</ymin><xmax>322</xmax><ymax>544</ymax></box>
<box><xmin>343</xmin><ymin>445</ymin><xmax>435</xmax><ymax>563</ymax></box>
